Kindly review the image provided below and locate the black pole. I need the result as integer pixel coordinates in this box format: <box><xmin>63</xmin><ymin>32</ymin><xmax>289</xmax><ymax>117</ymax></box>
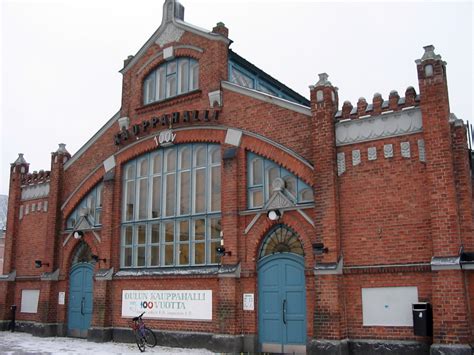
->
<box><xmin>9</xmin><ymin>304</ymin><xmax>16</xmax><ymax>332</ymax></box>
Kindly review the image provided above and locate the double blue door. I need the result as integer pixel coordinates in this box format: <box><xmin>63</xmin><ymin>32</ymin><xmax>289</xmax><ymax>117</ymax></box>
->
<box><xmin>68</xmin><ymin>263</ymin><xmax>94</xmax><ymax>338</ymax></box>
<box><xmin>258</xmin><ymin>253</ymin><xmax>306</xmax><ymax>353</ymax></box>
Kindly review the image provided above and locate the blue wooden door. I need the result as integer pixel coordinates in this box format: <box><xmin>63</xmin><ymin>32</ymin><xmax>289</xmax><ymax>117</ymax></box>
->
<box><xmin>258</xmin><ymin>253</ymin><xmax>306</xmax><ymax>353</ymax></box>
<box><xmin>68</xmin><ymin>263</ymin><xmax>94</xmax><ymax>338</ymax></box>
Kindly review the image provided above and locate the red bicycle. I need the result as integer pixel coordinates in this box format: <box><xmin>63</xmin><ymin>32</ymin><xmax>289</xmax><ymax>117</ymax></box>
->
<box><xmin>130</xmin><ymin>312</ymin><xmax>157</xmax><ymax>352</ymax></box>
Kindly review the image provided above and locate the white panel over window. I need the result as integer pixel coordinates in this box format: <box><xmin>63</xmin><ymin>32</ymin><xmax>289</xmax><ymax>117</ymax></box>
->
<box><xmin>362</xmin><ymin>287</ymin><xmax>418</xmax><ymax>326</ymax></box>
<box><xmin>21</xmin><ymin>289</ymin><xmax>40</xmax><ymax>313</ymax></box>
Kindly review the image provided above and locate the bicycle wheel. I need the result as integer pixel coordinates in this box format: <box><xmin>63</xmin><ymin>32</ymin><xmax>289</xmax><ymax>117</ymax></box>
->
<box><xmin>143</xmin><ymin>327</ymin><xmax>157</xmax><ymax>348</ymax></box>
<box><xmin>134</xmin><ymin>330</ymin><xmax>146</xmax><ymax>352</ymax></box>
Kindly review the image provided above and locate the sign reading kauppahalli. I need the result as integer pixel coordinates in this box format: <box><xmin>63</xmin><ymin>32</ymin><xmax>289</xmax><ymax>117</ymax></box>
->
<box><xmin>121</xmin><ymin>290</ymin><xmax>212</xmax><ymax>320</ymax></box>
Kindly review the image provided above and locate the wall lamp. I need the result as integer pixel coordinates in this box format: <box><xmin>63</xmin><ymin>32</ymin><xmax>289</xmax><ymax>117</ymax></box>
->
<box><xmin>215</xmin><ymin>246</ymin><xmax>232</xmax><ymax>257</ymax></box>
<box><xmin>34</xmin><ymin>260</ymin><xmax>50</xmax><ymax>268</ymax></box>
<box><xmin>91</xmin><ymin>254</ymin><xmax>107</xmax><ymax>263</ymax></box>
<box><xmin>267</xmin><ymin>209</ymin><xmax>281</xmax><ymax>221</ymax></box>
<box><xmin>312</xmin><ymin>243</ymin><xmax>329</xmax><ymax>255</ymax></box>
<box><xmin>73</xmin><ymin>231</ymin><xmax>84</xmax><ymax>240</ymax></box>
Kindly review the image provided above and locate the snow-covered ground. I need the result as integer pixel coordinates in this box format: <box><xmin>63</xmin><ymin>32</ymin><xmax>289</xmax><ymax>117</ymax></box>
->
<box><xmin>0</xmin><ymin>331</ymin><xmax>214</xmax><ymax>354</ymax></box>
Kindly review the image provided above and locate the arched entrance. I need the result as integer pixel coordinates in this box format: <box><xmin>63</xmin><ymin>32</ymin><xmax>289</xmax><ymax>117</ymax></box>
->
<box><xmin>68</xmin><ymin>241</ymin><xmax>94</xmax><ymax>338</ymax></box>
<box><xmin>257</xmin><ymin>225</ymin><xmax>307</xmax><ymax>353</ymax></box>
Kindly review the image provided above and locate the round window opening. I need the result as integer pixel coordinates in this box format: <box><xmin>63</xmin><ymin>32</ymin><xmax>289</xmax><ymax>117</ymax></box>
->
<box><xmin>259</xmin><ymin>225</ymin><xmax>304</xmax><ymax>259</ymax></box>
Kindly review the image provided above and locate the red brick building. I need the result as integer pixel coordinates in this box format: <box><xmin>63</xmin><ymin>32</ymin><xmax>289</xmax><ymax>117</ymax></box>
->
<box><xmin>1</xmin><ymin>1</ymin><xmax>473</xmax><ymax>353</ymax></box>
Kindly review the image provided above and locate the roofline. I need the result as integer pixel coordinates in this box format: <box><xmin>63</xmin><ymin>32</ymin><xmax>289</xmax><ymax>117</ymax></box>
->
<box><xmin>64</xmin><ymin>110</ymin><xmax>121</xmax><ymax>170</ymax></box>
<box><xmin>120</xmin><ymin>18</ymin><xmax>230</xmax><ymax>75</ymax></box>
<box><xmin>221</xmin><ymin>81</ymin><xmax>312</xmax><ymax>117</ymax></box>
<box><xmin>228</xmin><ymin>50</ymin><xmax>310</xmax><ymax>106</ymax></box>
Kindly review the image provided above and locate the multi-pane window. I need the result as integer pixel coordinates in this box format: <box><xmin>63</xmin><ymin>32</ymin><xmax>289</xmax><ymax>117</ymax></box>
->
<box><xmin>143</xmin><ymin>57</ymin><xmax>199</xmax><ymax>105</ymax></box>
<box><xmin>247</xmin><ymin>153</ymin><xmax>314</xmax><ymax>209</ymax></box>
<box><xmin>121</xmin><ymin>144</ymin><xmax>222</xmax><ymax>268</ymax></box>
<box><xmin>66</xmin><ymin>183</ymin><xmax>103</xmax><ymax>229</ymax></box>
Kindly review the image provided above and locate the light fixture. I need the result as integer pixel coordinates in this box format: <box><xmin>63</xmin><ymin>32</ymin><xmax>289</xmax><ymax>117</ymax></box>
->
<box><xmin>35</xmin><ymin>260</ymin><xmax>50</xmax><ymax>268</ymax></box>
<box><xmin>73</xmin><ymin>231</ymin><xmax>84</xmax><ymax>240</ymax></box>
<box><xmin>216</xmin><ymin>246</ymin><xmax>232</xmax><ymax>257</ymax></box>
<box><xmin>91</xmin><ymin>254</ymin><xmax>107</xmax><ymax>263</ymax></box>
<box><xmin>267</xmin><ymin>209</ymin><xmax>281</xmax><ymax>221</ymax></box>
<box><xmin>312</xmin><ymin>243</ymin><xmax>328</xmax><ymax>255</ymax></box>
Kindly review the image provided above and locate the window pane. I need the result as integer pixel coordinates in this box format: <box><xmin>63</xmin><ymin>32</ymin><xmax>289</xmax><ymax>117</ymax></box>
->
<box><xmin>138</xmin><ymin>158</ymin><xmax>148</xmax><ymax>177</ymax></box>
<box><xmin>138</xmin><ymin>178</ymin><xmax>148</xmax><ymax>220</ymax></box>
<box><xmin>194</xmin><ymin>219</ymin><xmax>205</xmax><ymax>241</ymax></box>
<box><xmin>166</xmin><ymin>75</ymin><xmax>177</xmax><ymax>98</ymax></box>
<box><xmin>300</xmin><ymin>188</ymin><xmax>314</xmax><ymax>202</ymax></box>
<box><xmin>194</xmin><ymin>243</ymin><xmax>205</xmax><ymax>264</ymax></box>
<box><xmin>95</xmin><ymin>209</ymin><xmax>101</xmax><ymax>225</ymax></box>
<box><xmin>179</xmin><ymin>220</ymin><xmax>189</xmax><ymax>241</ymax></box>
<box><xmin>210</xmin><ymin>218</ymin><xmax>221</xmax><ymax>239</ymax></box>
<box><xmin>165</xmin><ymin>173</ymin><xmax>175</xmax><ymax>216</ymax></box>
<box><xmin>125</xmin><ymin>180</ymin><xmax>135</xmax><ymax>221</ymax></box>
<box><xmin>179</xmin><ymin>147</ymin><xmax>191</xmax><ymax>170</ymax></box>
<box><xmin>138</xmin><ymin>225</ymin><xmax>146</xmax><ymax>244</ymax></box>
<box><xmin>158</xmin><ymin>67</ymin><xmax>166</xmax><ymax>100</ymax></box>
<box><xmin>251</xmin><ymin>189</ymin><xmax>263</xmax><ymax>208</ymax></box>
<box><xmin>284</xmin><ymin>176</ymin><xmax>297</xmax><ymax>198</ymax></box>
<box><xmin>151</xmin><ymin>223</ymin><xmax>160</xmax><ymax>243</ymax></box>
<box><xmin>165</xmin><ymin>149</ymin><xmax>176</xmax><ymax>172</ymax></box>
<box><xmin>179</xmin><ymin>171</ymin><xmax>190</xmax><ymax>215</ymax></box>
<box><xmin>252</xmin><ymin>159</ymin><xmax>263</xmax><ymax>185</ymax></box>
<box><xmin>266</xmin><ymin>166</ymin><xmax>279</xmax><ymax>197</ymax></box>
<box><xmin>165</xmin><ymin>244</ymin><xmax>174</xmax><ymax>265</ymax></box>
<box><xmin>194</xmin><ymin>146</ymin><xmax>206</xmax><ymax>167</ymax></box>
<box><xmin>178</xmin><ymin>60</ymin><xmax>189</xmax><ymax>94</ymax></box>
<box><xmin>210</xmin><ymin>147</ymin><xmax>221</xmax><ymax>165</ymax></box>
<box><xmin>124</xmin><ymin>247</ymin><xmax>132</xmax><ymax>267</ymax></box>
<box><xmin>165</xmin><ymin>222</ymin><xmax>174</xmax><ymax>243</ymax></box>
<box><xmin>125</xmin><ymin>164</ymin><xmax>135</xmax><ymax>180</ymax></box>
<box><xmin>190</xmin><ymin>62</ymin><xmax>199</xmax><ymax>91</ymax></box>
<box><xmin>194</xmin><ymin>169</ymin><xmax>205</xmax><ymax>213</ymax></box>
<box><xmin>167</xmin><ymin>61</ymin><xmax>177</xmax><ymax>74</ymax></box>
<box><xmin>178</xmin><ymin>243</ymin><xmax>189</xmax><ymax>265</ymax></box>
<box><xmin>137</xmin><ymin>246</ymin><xmax>146</xmax><ymax>267</ymax></box>
<box><xmin>151</xmin><ymin>176</ymin><xmax>161</xmax><ymax>218</ymax></box>
<box><xmin>152</xmin><ymin>153</ymin><xmax>162</xmax><ymax>174</ymax></box>
<box><xmin>231</xmin><ymin>68</ymin><xmax>254</xmax><ymax>89</ymax></box>
<box><xmin>96</xmin><ymin>184</ymin><xmax>103</xmax><ymax>207</ymax></box>
<box><xmin>210</xmin><ymin>166</ymin><xmax>221</xmax><ymax>212</ymax></box>
<box><xmin>124</xmin><ymin>226</ymin><xmax>133</xmax><ymax>245</ymax></box>
<box><xmin>150</xmin><ymin>245</ymin><xmax>160</xmax><ymax>266</ymax></box>
<box><xmin>210</xmin><ymin>240</ymin><xmax>220</xmax><ymax>264</ymax></box>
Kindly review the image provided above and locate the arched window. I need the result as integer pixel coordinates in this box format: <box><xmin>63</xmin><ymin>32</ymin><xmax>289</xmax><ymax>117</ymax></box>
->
<box><xmin>247</xmin><ymin>152</ymin><xmax>313</xmax><ymax>209</ymax></box>
<box><xmin>143</xmin><ymin>57</ymin><xmax>199</xmax><ymax>105</ymax></box>
<box><xmin>66</xmin><ymin>183</ymin><xmax>103</xmax><ymax>229</ymax></box>
<box><xmin>259</xmin><ymin>225</ymin><xmax>304</xmax><ymax>258</ymax></box>
<box><xmin>121</xmin><ymin>144</ymin><xmax>221</xmax><ymax>268</ymax></box>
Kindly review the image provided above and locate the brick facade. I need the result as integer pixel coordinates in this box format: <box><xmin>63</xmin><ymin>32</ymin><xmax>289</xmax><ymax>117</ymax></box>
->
<box><xmin>1</xmin><ymin>1</ymin><xmax>473</xmax><ymax>354</ymax></box>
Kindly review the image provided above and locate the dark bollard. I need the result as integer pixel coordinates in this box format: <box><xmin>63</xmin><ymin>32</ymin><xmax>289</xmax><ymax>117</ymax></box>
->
<box><xmin>9</xmin><ymin>305</ymin><xmax>17</xmax><ymax>332</ymax></box>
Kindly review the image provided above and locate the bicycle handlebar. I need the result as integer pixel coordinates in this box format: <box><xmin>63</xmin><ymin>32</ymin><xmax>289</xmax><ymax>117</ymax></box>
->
<box><xmin>132</xmin><ymin>312</ymin><xmax>145</xmax><ymax>322</ymax></box>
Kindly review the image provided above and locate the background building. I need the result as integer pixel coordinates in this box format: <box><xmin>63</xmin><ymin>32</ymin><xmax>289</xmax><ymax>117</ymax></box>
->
<box><xmin>1</xmin><ymin>1</ymin><xmax>473</xmax><ymax>354</ymax></box>
<box><xmin>0</xmin><ymin>195</ymin><xmax>7</xmax><ymax>274</ymax></box>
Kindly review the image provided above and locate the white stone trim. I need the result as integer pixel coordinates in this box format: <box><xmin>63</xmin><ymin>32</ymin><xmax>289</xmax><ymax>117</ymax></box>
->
<box><xmin>103</xmin><ymin>155</ymin><xmax>116</xmax><ymax>172</ymax></box>
<box><xmin>225</xmin><ymin>128</ymin><xmax>242</xmax><ymax>147</ymax></box>
<box><xmin>335</xmin><ymin>108</ymin><xmax>423</xmax><ymax>146</ymax></box>
<box><xmin>221</xmin><ymin>81</ymin><xmax>311</xmax><ymax>116</ymax></box>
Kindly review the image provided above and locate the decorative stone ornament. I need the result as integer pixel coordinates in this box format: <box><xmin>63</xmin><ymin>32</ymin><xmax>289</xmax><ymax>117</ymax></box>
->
<box><xmin>401</xmin><ymin>142</ymin><xmax>411</xmax><ymax>158</ymax></box>
<box><xmin>384</xmin><ymin>144</ymin><xmax>394</xmax><ymax>158</ymax></box>
<box><xmin>418</xmin><ymin>140</ymin><xmax>426</xmax><ymax>162</ymax></box>
<box><xmin>352</xmin><ymin>150</ymin><xmax>361</xmax><ymax>166</ymax></box>
<box><xmin>337</xmin><ymin>153</ymin><xmax>346</xmax><ymax>176</ymax></box>
<box><xmin>368</xmin><ymin>147</ymin><xmax>377</xmax><ymax>161</ymax></box>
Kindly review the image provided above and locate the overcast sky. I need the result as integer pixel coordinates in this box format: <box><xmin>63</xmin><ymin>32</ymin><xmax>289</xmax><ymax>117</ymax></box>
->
<box><xmin>1</xmin><ymin>0</ymin><xmax>472</xmax><ymax>195</ymax></box>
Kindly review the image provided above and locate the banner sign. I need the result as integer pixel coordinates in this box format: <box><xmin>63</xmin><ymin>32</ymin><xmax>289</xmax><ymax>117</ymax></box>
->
<box><xmin>121</xmin><ymin>290</ymin><xmax>212</xmax><ymax>320</ymax></box>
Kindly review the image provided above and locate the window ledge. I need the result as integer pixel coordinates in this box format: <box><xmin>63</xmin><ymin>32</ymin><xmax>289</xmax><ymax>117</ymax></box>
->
<box><xmin>136</xmin><ymin>90</ymin><xmax>202</xmax><ymax>115</ymax></box>
<box><xmin>114</xmin><ymin>263</ymin><xmax>239</xmax><ymax>278</ymax></box>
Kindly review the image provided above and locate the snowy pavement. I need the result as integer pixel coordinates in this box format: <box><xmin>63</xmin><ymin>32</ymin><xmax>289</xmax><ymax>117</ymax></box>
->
<box><xmin>0</xmin><ymin>331</ymin><xmax>214</xmax><ymax>354</ymax></box>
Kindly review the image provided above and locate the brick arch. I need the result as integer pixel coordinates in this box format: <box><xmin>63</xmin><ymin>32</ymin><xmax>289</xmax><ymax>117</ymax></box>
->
<box><xmin>62</xmin><ymin>233</ymin><xmax>100</xmax><ymax>274</ymax></box>
<box><xmin>248</xmin><ymin>210</ymin><xmax>315</xmax><ymax>270</ymax></box>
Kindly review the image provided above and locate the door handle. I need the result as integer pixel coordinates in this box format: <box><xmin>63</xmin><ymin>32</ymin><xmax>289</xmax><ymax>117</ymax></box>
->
<box><xmin>282</xmin><ymin>299</ymin><xmax>287</xmax><ymax>325</ymax></box>
<box><xmin>81</xmin><ymin>297</ymin><xmax>85</xmax><ymax>316</ymax></box>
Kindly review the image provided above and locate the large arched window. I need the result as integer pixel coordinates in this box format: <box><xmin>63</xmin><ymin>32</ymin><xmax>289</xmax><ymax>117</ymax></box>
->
<box><xmin>121</xmin><ymin>144</ymin><xmax>221</xmax><ymax>268</ymax></box>
<box><xmin>143</xmin><ymin>57</ymin><xmax>199</xmax><ymax>105</ymax></box>
<box><xmin>66</xmin><ymin>183</ymin><xmax>103</xmax><ymax>229</ymax></box>
<box><xmin>259</xmin><ymin>225</ymin><xmax>304</xmax><ymax>258</ymax></box>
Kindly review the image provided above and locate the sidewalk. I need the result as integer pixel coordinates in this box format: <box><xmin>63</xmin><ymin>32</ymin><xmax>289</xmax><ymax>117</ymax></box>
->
<box><xmin>0</xmin><ymin>331</ymin><xmax>214</xmax><ymax>354</ymax></box>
